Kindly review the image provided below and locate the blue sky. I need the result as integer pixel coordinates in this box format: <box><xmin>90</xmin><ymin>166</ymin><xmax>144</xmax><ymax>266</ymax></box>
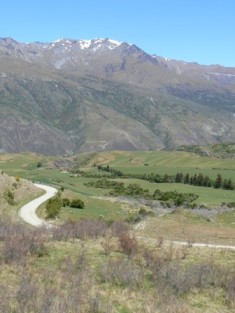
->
<box><xmin>1</xmin><ymin>0</ymin><xmax>234</xmax><ymax>67</ymax></box>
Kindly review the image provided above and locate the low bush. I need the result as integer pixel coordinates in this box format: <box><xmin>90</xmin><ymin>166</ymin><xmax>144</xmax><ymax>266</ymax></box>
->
<box><xmin>4</xmin><ymin>189</ymin><xmax>15</xmax><ymax>205</ymax></box>
<box><xmin>99</xmin><ymin>257</ymin><xmax>143</xmax><ymax>288</ymax></box>
<box><xmin>62</xmin><ymin>198</ymin><xmax>70</xmax><ymax>207</ymax></box>
<box><xmin>69</xmin><ymin>198</ymin><xmax>85</xmax><ymax>209</ymax></box>
<box><xmin>3</xmin><ymin>226</ymin><xmax>47</xmax><ymax>264</ymax></box>
<box><xmin>46</xmin><ymin>196</ymin><xmax>62</xmax><ymax>218</ymax></box>
<box><xmin>119</xmin><ymin>232</ymin><xmax>138</xmax><ymax>257</ymax></box>
<box><xmin>52</xmin><ymin>219</ymin><xmax>107</xmax><ymax>241</ymax></box>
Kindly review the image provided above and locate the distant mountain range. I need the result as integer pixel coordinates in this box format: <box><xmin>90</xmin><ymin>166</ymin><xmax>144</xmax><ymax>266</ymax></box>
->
<box><xmin>1</xmin><ymin>37</ymin><xmax>235</xmax><ymax>155</ymax></box>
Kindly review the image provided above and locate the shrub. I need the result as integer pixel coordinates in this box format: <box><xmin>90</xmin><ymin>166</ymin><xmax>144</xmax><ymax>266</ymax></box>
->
<box><xmin>139</xmin><ymin>207</ymin><xmax>147</xmax><ymax>215</ymax></box>
<box><xmin>46</xmin><ymin>196</ymin><xmax>62</xmax><ymax>218</ymax></box>
<box><xmin>101</xmin><ymin>232</ymin><xmax>114</xmax><ymax>255</ymax></box>
<box><xmin>227</xmin><ymin>202</ymin><xmax>235</xmax><ymax>208</ymax></box>
<box><xmin>69</xmin><ymin>198</ymin><xmax>85</xmax><ymax>209</ymax></box>
<box><xmin>190</xmin><ymin>202</ymin><xmax>198</xmax><ymax>209</ymax></box>
<box><xmin>110</xmin><ymin>220</ymin><xmax>129</xmax><ymax>237</ymax></box>
<box><xmin>3</xmin><ymin>227</ymin><xmax>47</xmax><ymax>264</ymax></box>
<box><xmin>99</xmin><ymin>257</ymin><xmax>143</xmax><ymax>288</ymax></box>
<box><xmin>52</xmin><ymin>219</ymin><xmax>107</xmax><ymax>241</ymax></box>
<box><xmin>119</xmin><ymin>232</ymin><xmax>138</xmax><ymax>257</ymax></box>
<box><xmin>4</xmin><ymin>189</ymin><xmax>15</xmax><ymax>205</ymax></box>
<box><xmin>62</xmin><ymin>198</ymin><xmax>70</xmax><ymax>207</ymax></box>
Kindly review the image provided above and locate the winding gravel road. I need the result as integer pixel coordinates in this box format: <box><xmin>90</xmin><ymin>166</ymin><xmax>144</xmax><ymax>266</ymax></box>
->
<box><xmin>18</xmin><ymin>183</ymin><xmax>57</xmax><ymax>227</ymax></box>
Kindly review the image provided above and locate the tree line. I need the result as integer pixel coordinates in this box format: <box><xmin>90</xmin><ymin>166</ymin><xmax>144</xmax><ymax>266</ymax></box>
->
<box><xmin>96</xmin><ymin>165</ymin><xmax>234</xmax><ymax>190</ymax></box>
<box><xmin>175</xmin><ymin>172</ymin><xmax>234</xmax><ymax>190</ymax></box>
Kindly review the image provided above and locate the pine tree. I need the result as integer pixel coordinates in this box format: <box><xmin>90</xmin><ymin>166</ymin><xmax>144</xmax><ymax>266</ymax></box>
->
<box><xmin>223</xmin><ymin>178</ymin><xmax>234</xmax><ymax>190</ymax></box>
<box><xmin>184</xmin><ymin>173</ymin><xmax>190</xmax><ymax>184</ymax></box>
<box><xmin>203</xmin><ymin>175</ymin><xmax>211</xmax><ymax>187</ymax></box>
<box><xmin>175</xmin><ymin>172</ymin><xmax>183</xmax><ymax>183</ymax></box>
<box><xmin>214</xmin><ymin>174</ymin><xmax>223</xmax><ymax>189</ymax></box>
<box><xmin>197</xmin><ymin>173</ymin><xmax>204</xmax><ymax>186</ymax></box>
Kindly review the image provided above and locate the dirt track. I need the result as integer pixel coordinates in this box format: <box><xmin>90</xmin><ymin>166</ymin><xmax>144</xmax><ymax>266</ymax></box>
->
<box><xmin>18</xmin><ymin>183</ymin><xmax>57</xmax><ymax>227</ymax></box>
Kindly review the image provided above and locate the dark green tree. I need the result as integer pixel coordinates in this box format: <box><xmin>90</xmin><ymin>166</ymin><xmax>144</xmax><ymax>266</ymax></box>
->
<box><xmin>223</xmin><ymin>178</ymin><xmax>234</xmax><ymax>190</ymax></box>
<box><xmin>203</xmin><ymin>175</ymin><xmax>211</xmax><ymax>187</ymax></box>
<box><xmin>196</xmin><ymin>173</ymin><xmax>204</xmax><ymax>186</ymax></box>
<box><xmin>175</xmin><ymin>172</ymin><xmax>183</xmax><ymax>183</ymax></box>
<box><xmin>184</xmin><ymin>173</ymin><xmax>190</xmax><ymax>184</ymax></box>
<box><xmin>214</xmin><ymin>174</ymin><xmax>223</xmax><ymax>189</ymax></box>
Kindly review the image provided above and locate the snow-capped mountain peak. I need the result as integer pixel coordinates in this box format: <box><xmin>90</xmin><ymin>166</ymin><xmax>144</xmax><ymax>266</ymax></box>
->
<box><xmin>78</xmin><ymin>38</ymin><xmax>123</xmax><ymax>51</ymax></box>
<box><xmin>50</xmin><ymin>38</ymin><xmax>124</xmax><ymax>52</ymax></box>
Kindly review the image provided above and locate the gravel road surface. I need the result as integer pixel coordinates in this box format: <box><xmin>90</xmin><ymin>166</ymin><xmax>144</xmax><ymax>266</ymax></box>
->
<box><xmin>18</xmin><ymin>183</ymin><xmax>57</xmax><ymax>227</ymax></box>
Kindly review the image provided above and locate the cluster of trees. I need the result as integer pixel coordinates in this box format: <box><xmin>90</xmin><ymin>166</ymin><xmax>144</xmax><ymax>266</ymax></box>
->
<box><xmin>82</xmin><ymin>164</ymin><xmax>235</xmax><ymax>196</ymax></box>
<box><xmin>96</xmin><ymin>165</ymin><xmax>175</xmax><ymax>182</ymax></box>
<box><xmin>46</xmin><ymin>195</ymin><xmax>85</xmax><ymax>219</ymax></box>
<box><xmin>175</xmin><ymin>172</ymin><xmax>234</xmax><ymax>190</ymax></box>
<box><xmin>97</xmin><ymin>165</ymin><xmax>123</xmax><ymax>177</ymax></box>
<box><xmin>95</xmin><ymin>165</ymin><xmax>235</xmax><ymax>191</ymax></box>
<box><xmin>86</xmin><ymin>179</ymin><xmax>198</xmax><ymax>206</ymax></box>
<box><xmin>85</xmin><ymin>179</ymin><xmax>124</xmax><ymax>189</ymax></box>
<box><xmin>109</xmin><ymin>183</ymin><xmax>150</xmax><ymax>198</ymax></box>
<box><xmin>152</xmin><ymin>189</ymin><xmax>198</xmax><ymax>205</ymax></box>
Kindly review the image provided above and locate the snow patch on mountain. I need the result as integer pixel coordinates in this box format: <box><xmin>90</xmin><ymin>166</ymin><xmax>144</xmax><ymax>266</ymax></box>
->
<box><xmin>79</xmin><ymin>38</ymin><xmax>123</xmax><ymax>51</ymax></box>
<box><xmin>107</xmin><ymin>39</ymin><xmax>122</xmax><ymax>49</ymax></box>
<box><xmin>79</xmin><ymin>39</ymin><xmax>92</xmax><ymax>49</ymax></box>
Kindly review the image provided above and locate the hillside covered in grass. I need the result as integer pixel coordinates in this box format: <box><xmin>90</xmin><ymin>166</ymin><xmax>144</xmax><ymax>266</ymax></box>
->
<box><xmin>177</xmin><ymin>142</ymin><xmax>235</xmax><ymax>159</ymax></box>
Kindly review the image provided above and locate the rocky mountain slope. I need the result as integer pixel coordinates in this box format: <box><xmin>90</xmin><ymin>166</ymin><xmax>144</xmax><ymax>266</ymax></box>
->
<box><xmin>1</xmin><ymin>37</ymin><xmax>235</xmax><ymax>155</ymax></box>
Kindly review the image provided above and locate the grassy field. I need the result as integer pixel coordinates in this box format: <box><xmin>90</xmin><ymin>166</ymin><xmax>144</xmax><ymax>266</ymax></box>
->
<box><xmin>0</xmin><ymin>151</ymin><xmax>235</xmax><ymax>246</ymax></box>
<box><xmin>136</xmin><ymin>210</ymin><xmax>235</xmax><ymax>245</ymax></box>
<box><xmin>88</xmin><ymin>150</ymin><xmax>235</xmax><ymax>180</ymax></box>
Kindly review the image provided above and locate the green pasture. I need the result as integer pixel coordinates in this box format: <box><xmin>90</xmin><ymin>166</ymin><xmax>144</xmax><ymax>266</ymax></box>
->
<box><xmin>60</xmin><ymin>196</ymin><xmax>123</xmax><ymax>221</ymax></box>
<box><xmin>1</xmin><ymin>151</ymin><xmax>235</xmax><ymax>219</ymax></box>
<box><xmin>91</xmin><ymin>150</ymin><xmax>235</xmax><ymax>180</ymax></box>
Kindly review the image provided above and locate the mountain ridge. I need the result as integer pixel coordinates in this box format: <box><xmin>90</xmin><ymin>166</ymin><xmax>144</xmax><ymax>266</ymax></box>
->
<box><xmin>1</xmin><ymin>37</ymin><xmax>235</xmax><ymax>155</ymax></box>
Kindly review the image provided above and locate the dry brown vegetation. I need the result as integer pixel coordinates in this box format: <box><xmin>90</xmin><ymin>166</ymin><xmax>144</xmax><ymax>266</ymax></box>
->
<box><xmin>0</xmin><ymin>171</ymin><xmax>40</xmax><ymax>218</ymax></box>
<box><xmin>0</xmin><ymin>218</ymin><xmax>234</xmax><ymax>312</ymax></box>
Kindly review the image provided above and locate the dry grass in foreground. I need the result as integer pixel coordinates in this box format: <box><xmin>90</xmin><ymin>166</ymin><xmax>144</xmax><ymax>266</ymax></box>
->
<box><xmin>0</xmin><ymin>218</ymin><xmax>234</xmax><ymax>313</ymax></box>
